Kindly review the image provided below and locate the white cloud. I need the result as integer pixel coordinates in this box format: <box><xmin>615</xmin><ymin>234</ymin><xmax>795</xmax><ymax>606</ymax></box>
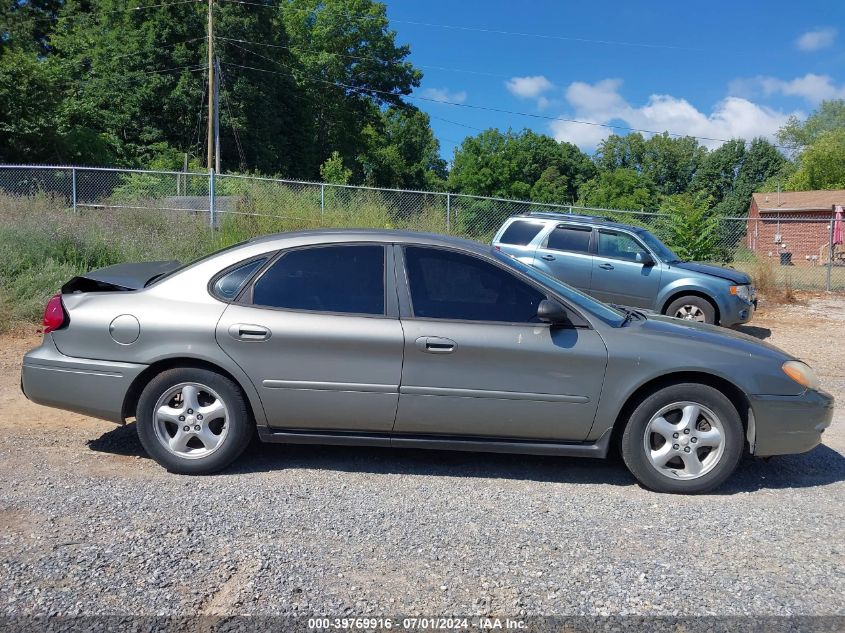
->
<box><xmin>796</xmin><ymin>27</ymin><xmax>837</xmax><ymax>52</ymax></box>
<box><xmin>549</xmin><ymin>119</ymin><xmax>612</xmax><ymax>149</ymax></box>
<box><xmin>729</xmin><ymin>73</ymin><xmax>845</xmax><ymax>105</ymax></box>
<box><xmin>549</xmin><ymin>78</ymin><xmax>796</xmax><ymax>150</ymax></box>
<box><xmin>505</xmin><ymin>75</ymin><xmax>554</xmax><ymax>99</ymax></box>
<box><xmin>421</xmin><ymin>87</ymin><xmax>467</xmax><ymax>104</ymax></box>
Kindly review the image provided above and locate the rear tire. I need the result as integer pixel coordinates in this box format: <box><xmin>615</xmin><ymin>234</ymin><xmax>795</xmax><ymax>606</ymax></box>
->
<box><xmin>621</xmin><ymin>383</ymin><xmax>743</xmax><ymax>494</ymax></box>
<box><xmin>665</xmin><ymin>295</ymin><xmax>716</xmax><ymax>325</ymax></box>
<box><xmin>136</xmin><ymin>368</ymin><xmax>253</xmax><ymax>475</ymax></box>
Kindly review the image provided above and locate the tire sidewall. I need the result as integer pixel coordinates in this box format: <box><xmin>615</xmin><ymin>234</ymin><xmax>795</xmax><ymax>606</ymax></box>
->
<box><xmin>666</xmin><ymin>295</ymin><xmax>717</xmax><ymax>325</ymax></box>
<box><xmin>136</xmin><ymin>368</ymin><xmax>252</xmax><ymax>475</ymax></box>
<box><xmin>621</xmin><ymin>383</ymin><xmax>743</xmax><ymax>494</ymax></box>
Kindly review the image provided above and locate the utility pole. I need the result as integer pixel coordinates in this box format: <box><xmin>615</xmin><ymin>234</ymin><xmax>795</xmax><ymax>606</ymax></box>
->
<box><xmin>206</xmin><ymin>0</ymin><xmax>215</xmax><ymax>171</ymax></box>
<box><xmin>214</xmin><ymin>57</ymin><xmax>221</xmax><ymax>173</ymax></box>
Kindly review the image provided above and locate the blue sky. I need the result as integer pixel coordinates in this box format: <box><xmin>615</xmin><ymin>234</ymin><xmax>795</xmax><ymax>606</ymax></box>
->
<box><xmin>383</xmin><ymin>0</ymin><xmax>845</xmax><ymax>160</ymax></box>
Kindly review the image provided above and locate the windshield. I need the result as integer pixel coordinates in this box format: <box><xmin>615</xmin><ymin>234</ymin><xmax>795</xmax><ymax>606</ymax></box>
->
<box><xmin>493</xmin><ymin>250</ymin><xmax>626</xmax><ymax>326</ymax></box>
<box><xmin>635</xmin><ymin>229</ymin><xmax>681</xmax><ymax>263</ymax></box>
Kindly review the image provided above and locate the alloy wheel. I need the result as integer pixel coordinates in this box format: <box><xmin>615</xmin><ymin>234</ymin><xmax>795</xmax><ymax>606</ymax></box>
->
<box><xmin>642</xmin><ymin>401</ymin><xmax>725</xmax><ymax>480</ymax></box>
<box><xmin>674</xmin><ymin>304</ymin><xmax>706</xmax><ymax>322</ymax></box>
<box><xmin>153</xmin><ymin>382</ymin><xmax>230</xmax><ymax>460</ymax></box>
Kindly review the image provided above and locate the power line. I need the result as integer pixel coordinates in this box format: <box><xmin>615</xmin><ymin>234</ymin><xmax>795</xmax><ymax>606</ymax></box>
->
<box><xmin>223</xmin><ymin>58</ymin><xmax>783</xmax><ymax>149</ymax></box>
<box><xmin>217</xmin><ymin>63</ymin><xmax>247</xmax><ymax>169</ymax></box>
<box><xmin>216</xmin><ymin>0</ymin><xmax>707</xmax><ymax>53</ymax></box>
<box><xmin>215</xmin><ymin>35</ymin><xmax>506</xmax><ymax>78</ymax></box>
<box><xmin>192</xmin><ymin>69</ymin><xmax>210</xmax><ymax>158</ymax></box>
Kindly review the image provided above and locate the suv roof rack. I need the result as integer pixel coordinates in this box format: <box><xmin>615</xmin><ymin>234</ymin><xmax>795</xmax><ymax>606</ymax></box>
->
<box><xmin>523</xmin><ymin>211</ymin><xmax>612</xmax><ymax>222</ymax></box>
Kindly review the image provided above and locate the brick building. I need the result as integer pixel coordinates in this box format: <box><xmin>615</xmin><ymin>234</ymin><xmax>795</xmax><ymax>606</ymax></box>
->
<box><xmin>746</xmin><ymin>190</ymin><xmax>843</xmax><ymax>265</ymax></box>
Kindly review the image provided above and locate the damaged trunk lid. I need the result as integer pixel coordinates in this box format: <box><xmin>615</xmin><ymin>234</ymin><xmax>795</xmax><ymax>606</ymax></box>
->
<box><xmin>61</xmin><ymin>260</ymin><xmax>182</xmax><ymax>293</ymax></box>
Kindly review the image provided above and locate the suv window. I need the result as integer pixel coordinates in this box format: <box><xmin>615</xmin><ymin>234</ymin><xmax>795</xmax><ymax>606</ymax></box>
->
<box><xmin>597</xmin><ymin>230</ymin><xmax>649</xmax><ymax>262</ymax></box>
<box><xmin>252</xmin><ymin>245</ymin><xmax>385</xmax><ymax>315</ymax></box>
<box><xmin>499</xmin><ymin>220</ymin><xmax>544</xmax><ymax>246</ymax></box>
<box><xmin>546</xmin><ymin>225</ymin><xmax>592</xmax><ymax>253</ymax></box>
<box><xmin>404</xmin><ymin>246</ymin><xmax>545</xmax><ymax>323</ymax></box>
<box><xmin>212</xmin><ymin>258</ymin><xmax>267</xmax><ymax>300</ymax></box>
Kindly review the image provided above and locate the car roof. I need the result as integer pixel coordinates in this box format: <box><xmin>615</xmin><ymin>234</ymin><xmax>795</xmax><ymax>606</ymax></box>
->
<box><xmin>248</xmin><ymin>228</ymin><xmax>492</xmax><ymax>254</ymax></box>
<box><xmin>509</xmin><ymin>212</ymin><xmax>644</xmax><ymax>233</ymax></box>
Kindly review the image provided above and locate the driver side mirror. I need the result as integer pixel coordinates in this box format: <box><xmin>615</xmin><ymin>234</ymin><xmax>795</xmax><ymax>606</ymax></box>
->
<box><xmin>537</xmin><ymin>299</ymin><xmax>570</xmax><ymax>325</ymax></box>
<box><xmin>637</xmin><ymin>252</ymin><xmax>655</xmax><ymax>266</ymax></box>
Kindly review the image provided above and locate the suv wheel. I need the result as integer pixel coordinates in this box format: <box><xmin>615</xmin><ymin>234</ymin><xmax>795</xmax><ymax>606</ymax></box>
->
<box><xmin>136</xmin><ymin>368</ymin><xmax>253</xmax><ymax>474</ymax></box>
<box><xmin>665</xmin><ymin>295</ymin><xmax>716</xmax><ymax>325</ymax></box>
<box><xmin>621</xmin><ymin>383</ymin><xmax>743</xmax><ymax>494</ymax></box>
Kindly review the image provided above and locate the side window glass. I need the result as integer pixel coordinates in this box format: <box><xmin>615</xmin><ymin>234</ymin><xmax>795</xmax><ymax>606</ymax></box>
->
<box><xmin>598</xmin><ymin>231</ymin><xmax>648</xmax><ymax>262</ymax></box>
<box><xmin>252</xmin><ymin>245</ymin><xmax>385</xmax><ymax>315</ymax></box>
<box><xmin>212</xmin><ymin>258</ymin><xmax>267</xmax><ymax>300</ymax></box>
<box><xmin>404</xmin><ymin>247</ymin><xmax>545</xmax><ymax>323</ymax></box>
<box><xmin>545</xmin><ymin>226</ymin><xmax>591</xmax><ymax>254</ymax></box>
<box><xmin>499</xmin><ymin>221</ymin><xmax>545</xmax><ymax>246</ymax></box>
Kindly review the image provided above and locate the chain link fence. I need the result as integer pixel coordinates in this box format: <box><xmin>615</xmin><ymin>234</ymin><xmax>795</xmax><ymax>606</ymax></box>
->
<box><xmin>1</xmin><ymin>164</ymin><xmax>843</xmax><ymax>294</ymax></box>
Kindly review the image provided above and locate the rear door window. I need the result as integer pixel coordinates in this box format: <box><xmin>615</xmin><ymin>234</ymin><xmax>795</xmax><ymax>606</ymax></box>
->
<box><xmin>251</xmin><ymin>244</ymin><xmax>385</xmax><ymax>315</ymax></box>
<box><xmin>545</xmin><ymin>226</ymin><xmax>592</xmax><ymax>253</ymax></box>
<box><xmin>498</xmin><ymin>220</ymin><xmax>545</xmax><ymax>246</ymax></box>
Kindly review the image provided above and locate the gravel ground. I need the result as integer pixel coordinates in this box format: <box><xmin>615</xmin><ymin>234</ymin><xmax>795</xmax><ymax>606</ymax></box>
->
<box><xmin>0</xmin><ymin>295</ymin><xmax>843</xmax><ymax>625</ymax></box>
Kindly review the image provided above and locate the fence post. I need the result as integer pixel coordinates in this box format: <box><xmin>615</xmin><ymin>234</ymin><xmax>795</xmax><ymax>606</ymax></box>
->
<box><xmin>320</xmin><ymin>183</ymin><xmax>325</xmax><ymax>219</ymax></box>
<box><xmin>827</xmin><ymin>206</ymin><xmax>835</xmax><ymax>292</ymax></box>
<box><xmin>209</xmin><ymin>169</ymin><xmax>215</xmax><ymax>229</ymax></box>
<box><xmin>446</xmin><ymin>193</ymin><xmax>451</xmax><ymax>233</ymax></box>
<box><xmin>71</xmin><ymin>167</ymin><xmax>78</xmax><ymax>214</ymax></box>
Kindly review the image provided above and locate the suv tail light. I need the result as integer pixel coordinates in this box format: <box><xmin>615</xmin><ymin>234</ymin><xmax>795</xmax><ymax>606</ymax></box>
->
<box><xmin>42</xmin><ymin>293</ymin><xmax>67</xmax><ymax>333</ymax></box>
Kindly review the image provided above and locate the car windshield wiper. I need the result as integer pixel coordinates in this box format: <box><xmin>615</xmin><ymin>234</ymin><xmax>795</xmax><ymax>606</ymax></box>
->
<box><xmin>610</xmin><ymin>304</ymin><xmax>647</xmax><ymax>325</ymax></box>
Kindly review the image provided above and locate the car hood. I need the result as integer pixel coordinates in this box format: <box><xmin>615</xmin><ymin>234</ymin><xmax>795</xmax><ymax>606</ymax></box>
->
<box><xmin>670</xmin><ymin>261</ymin><xmax>751</xmax><ymax>285</ymax></box>
<box><xmin>61</xmin><ymin>260</ymin><xmax>182</xmax><ymax>292</ymax></box>
<box><xmin>635</xmin><ymin>314</ymin><xmax>791</xmax><ymax>361</ymax></box>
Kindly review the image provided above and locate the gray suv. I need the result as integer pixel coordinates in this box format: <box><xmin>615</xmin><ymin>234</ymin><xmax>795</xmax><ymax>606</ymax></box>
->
<box><xmin>493</xmin><ymin>213</ymin><xmax>757</xmax><ymax>327</ymax></box>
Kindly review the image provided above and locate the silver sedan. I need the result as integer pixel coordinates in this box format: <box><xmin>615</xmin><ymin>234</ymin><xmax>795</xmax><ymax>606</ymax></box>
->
<box><xmin>21</xmin><ymin>230</ymin><xmax>833</xmax><ymax>493</ymax></box>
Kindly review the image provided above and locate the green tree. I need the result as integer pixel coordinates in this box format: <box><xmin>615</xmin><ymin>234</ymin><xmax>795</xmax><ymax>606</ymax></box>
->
<box><xmin>320</xmin><ymin>150</ymin><xmax>352</xmax><ymax>184</ymax></box>
<box><xmin>594</xmin><ymin>133</ymin><xmax>704</xmax><ymax>197</ymax></box>
<box><xmin>0</xmin><ymin>0</ymin><xmax>428</xmax><ymax>183</ymax></box>
<box><xmin>786</xmin><ymin>129</ymin><xmax>845</xmax><ymax>190</ymax></box>
<box><xmin>530</xmin><ymin>166</ymin><xmax>572</xmax><ymax>203</ymax></box>
<box><xmin>656</xmin><ymin>194</ymin><xmax>721</xmax><ymax>262</ymax></box>
<box><xmin>281</xmin><ymin>0</ymin><xmax>422</xmax><ymax>179</ymax></box>
<box><xmin>448</xmin><ymin>128</ymin><xmax>595</xmax><ymax>202</ymax></box>
<box><xmin>691</xmin><ymin>138</ymin><xmax>785</xmax><ymax>217</ymax></box>
<box><xmin>777</xmin><ymin>99</ymin><xmax>845</xmax><ymax>152</ymax></box>
<box><xmin>640</xmin><ymin>134</ymin><xmax>705</xmax><ymax>196</ymax></box>
<box><xmin>594</xmin><ymin>133</ymin><xmax>646</xmax><ymax>172</ymax></box>
<box><xmin>578</xmin><ymin>168</ymin><xmax>658</xmax><ymax>211</ymax></box>
<box><xmin>358</xmin><ymin>106</ymin><xmax>447</xmax><ymax>190</ymax></box>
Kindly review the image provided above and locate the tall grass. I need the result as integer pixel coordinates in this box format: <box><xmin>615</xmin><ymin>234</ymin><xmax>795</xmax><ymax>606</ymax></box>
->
<box><xmin>0</xmin><ymin>182</ymin><xmax>453</xmax><ymax>331</ymax></box>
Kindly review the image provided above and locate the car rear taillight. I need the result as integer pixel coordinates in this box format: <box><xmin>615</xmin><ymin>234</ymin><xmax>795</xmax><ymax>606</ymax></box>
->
<box><xmin>42</xmin><ymin>294</ymin><xmax>67</xmax><ymax>333</ymax></box>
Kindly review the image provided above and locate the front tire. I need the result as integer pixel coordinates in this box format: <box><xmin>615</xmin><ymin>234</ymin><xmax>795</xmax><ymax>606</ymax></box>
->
<box><xmin>665</xmin><ymin>295</ymin><xmax>716</xmax><ymax>325</ymax></box>
<box><xmin>136</xmin><ymin>368</ymin><xmax>253</xmax><ymax>474</ymax></box>
<box><xmin>621</xmin><ymin>383</ymin><xmax>743</xmax><ymax>494</ymax></box>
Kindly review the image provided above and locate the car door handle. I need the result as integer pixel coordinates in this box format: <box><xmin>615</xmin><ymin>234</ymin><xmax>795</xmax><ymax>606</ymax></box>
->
<box><xmin>598</xmin><ymin>263</ymin><xmax>615</xmax><ymax>270</ymax></box>
<box><xmin>415</xmin><ymin>336</ymin><xmax>457</xmax><ymax>354</ymax></box>
<box><xmin>540</xmin><ymin>254</ymin><xmax>555</xmax><ymax>261</ymax></box>
<box><xmin>229</xmin><ymin>323</ymin><xmax>271</xmax><ymax>341</ymax></box>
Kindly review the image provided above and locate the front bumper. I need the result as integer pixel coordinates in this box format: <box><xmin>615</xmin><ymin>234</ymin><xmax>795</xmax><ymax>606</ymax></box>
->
<box><xmin>21</xmin><ymin>335</ymin><xmax>147</xmax><ymax>423</ymax></box>
<box><xmin>719</xmin><ymin>293</ymin><xmax>757</xmax><ymax>327</ymax></box>
<box><xmin>750</xmin><ymin>388</ymin><xmax>834</xmax><ymax>456</ymax></box>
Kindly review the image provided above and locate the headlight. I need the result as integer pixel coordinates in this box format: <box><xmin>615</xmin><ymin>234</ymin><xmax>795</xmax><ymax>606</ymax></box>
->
<box><xmin>782</xmin><ymin>360</ymin><xmax>820</xmax><ymax>390</ymax></box>
<box><xmin>730</xmin><ymin>284</ymin><xmax>751</xmax><ymax>301</ymax></box>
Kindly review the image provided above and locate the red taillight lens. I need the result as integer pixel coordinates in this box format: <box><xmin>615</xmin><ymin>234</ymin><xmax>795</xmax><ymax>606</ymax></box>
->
<box><xmin>42</xmin><ymin>294</ymin><xmax>66</xmax><ymax>334</ymax></box>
